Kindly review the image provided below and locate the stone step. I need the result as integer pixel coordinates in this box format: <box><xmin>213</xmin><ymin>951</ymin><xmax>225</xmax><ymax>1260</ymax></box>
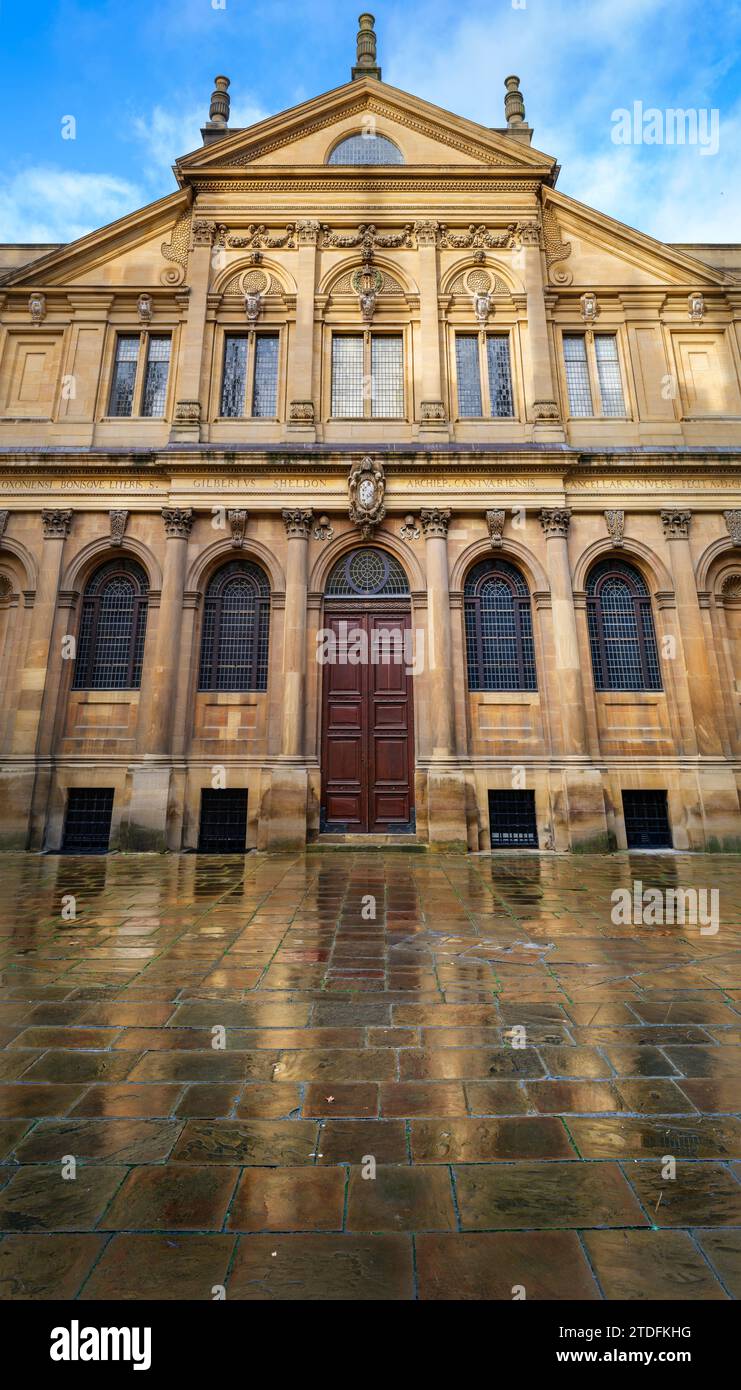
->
<box><xmin>309</xmin><ymin>833</ymin><xmax>427</xmax><ymax>851</ymax></box>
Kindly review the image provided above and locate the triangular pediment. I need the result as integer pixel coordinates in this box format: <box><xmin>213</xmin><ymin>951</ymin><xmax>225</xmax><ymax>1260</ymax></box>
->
<box><xmin>543</xmin><ymin>188</ymin><xmax>733</xmax><ymax>288</ymax></box>
<box><xmin>176</xmin><ymin>78</ymin><xmax>557</xmax><ymax>179</ymax></box>
<box><xmin>2</xmin><ymin>190</ymin><xmax>191</xmax><ymax>289</ymax></box>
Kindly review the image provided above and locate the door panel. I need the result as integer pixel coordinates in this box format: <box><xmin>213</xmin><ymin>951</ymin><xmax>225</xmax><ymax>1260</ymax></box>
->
<box><xmin>321</xmin><ymin>610</ymin><xmax>414</xmax><ymax>832</ymax></box>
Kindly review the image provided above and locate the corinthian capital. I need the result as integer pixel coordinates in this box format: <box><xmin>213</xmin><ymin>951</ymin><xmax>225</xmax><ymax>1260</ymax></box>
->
<box><xmin>540</xmin><ymin>508</ymin><xmax>571</xmax><ymax>538</ymax></box>
<box><xmin>42</xmin><ymin>509</ymin><xmax>72</xmax><ymax>539</ymax></box>
<box><xmin>414</xmin><ymin>219</ymin><xmax>439</xmax><ymax>247</ymax></box>
<box><xmin>420</xmin><ymin>508</ymin><xmax>451</xmax><ymax>538</ymax></box>
<box><xmin>162</xmin><ymin>507</ymin><xmax>194</xmax><ymax>539</ymax></box>
<box><xmin>661</xmin><ymin>509</ymin><xmax>692</xmax><ymax>540</ymax></box>
<box><xmin>282</xmin><ymin>508</ymin><xmax>313</xmax><ymax>539</ymax></box>
<box><xmin>295</xmin><ymin>219</ymin><xmax>320</xmax><ymax>246</ymax></box>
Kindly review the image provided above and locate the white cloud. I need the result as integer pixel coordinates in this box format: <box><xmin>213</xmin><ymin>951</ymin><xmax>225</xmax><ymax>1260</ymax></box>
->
<box><xmin>384</xmin><ymin>0</ymin><xmax>739</xmax><ymax>240</ymax></box>
<box><xmin>130</xmin><ymin>99</ymin><xmax>269</xmax><ymax>180</ymax></box>
<box><xmin>0</xmin><ymin>167</ymin><xmax>142</xmax><ymax>244</ymax></box>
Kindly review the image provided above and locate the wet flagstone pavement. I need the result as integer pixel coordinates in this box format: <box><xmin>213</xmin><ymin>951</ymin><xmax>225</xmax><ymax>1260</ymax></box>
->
<box><xmin>0</xmin><ymin>849</ymin><xmax>740</xmax><ymax>1300</ymax></box>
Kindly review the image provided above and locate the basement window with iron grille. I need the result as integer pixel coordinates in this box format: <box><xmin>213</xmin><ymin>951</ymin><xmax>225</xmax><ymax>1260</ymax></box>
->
<box><xmin>62</xmin><ymin>788</ymin><xmax>115</xmax><ymax>853</ymax></box>
<box><xmin>488</xmin><ymin>790</ymin><xmax>539</xmax><ymax>848</ymax></box>
<box><xmin>198</xmin><ymin>789</ymin><xmax>248</xmax><ymax>853</ymax></box>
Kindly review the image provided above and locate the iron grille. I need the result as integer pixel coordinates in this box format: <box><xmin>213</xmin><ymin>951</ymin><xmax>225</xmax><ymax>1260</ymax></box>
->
<box><xmin>73</xmin><ymin>559</ymin><xmax>149</xmax><ymax>690</ymax></box>
<box><xmin>488</xmin><ymin>790</ymin><xmax>538</xmax><ymax>848</ymax></box>
<box><xmin>587</xmin><ymin>560</ymin><xmax>661</xmax><ymax>691</ymax></box>
<box><xmin>486</xmin><ymin>335</ymin><xmax>514</xmax><ymax>417</ymax></box>
<box><xmin>62</xmin><ymin>788</ymin><xmax>114</xmax><ymax>853</ymax></box>
<box><xmin>198</xmin><ymin>560</ymin><xmax>270</xmax><ymax>691</ymax></box>
<box><xmin>108</xmin><ymin>335</ymin><xmax>139</xmax><ymax>417</ymax></box>
<box><xmin>141</xmin><ymin>335</ymin><xmax>171</xmax><ymax>417</ymax></box>
<box><xmin>464</xmin><ymin>559</ymin><xmax>537</xmax><ymax>690</ymax></box>
<box><xmin>325</xmin><ymin>548</ymin><xmax>410</xmax><ymax>598</ymax></box>
<box><xmin>563</xmin><ymin>334</ymin><xmax>593</xmax><ymax>416</ymax></box>
<box><xmin>623</xmin><ymin>790</ymin><xmax>672</xmax><ymax>848</ymax></box>
<box><xmin>456</xmin><ymin>334</ymin><xmax>483</xmax><ymax>417</ymax></box>
<box><xmin>327</xmin><ymin>133</ymin><xmax>404</xmax><ymax>165</ymax></box>
<box><xmin>198</xmin><ymin>789</ymin><xmax>248</xmax><ymax>853</ymax></box>
<box><xmin>594</xmin><ymin>334</ymin><xmax>626</xmax><ymax>416</ymax></box>
<box><xmin>252</xmin><ymin>334</ymin><xmax>279</xmax><ymax>417</ymax></box>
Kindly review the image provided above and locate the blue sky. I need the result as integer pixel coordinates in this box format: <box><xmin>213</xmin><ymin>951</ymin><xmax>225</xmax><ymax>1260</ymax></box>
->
<box><xmin>1</xmin><ymin>0</ymin><xmax>740</xmax><ymax>245</ymax></box>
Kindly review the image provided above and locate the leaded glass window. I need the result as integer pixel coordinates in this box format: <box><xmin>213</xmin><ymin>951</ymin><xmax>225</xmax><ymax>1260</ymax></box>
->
<box><xmin>325</xmin><ymin>548</ymin><xmax>410</xmax><ymax>598</ymax></box>
<box><xmin>141</xmin><ymin>336</ymin><xmax>171</xmax><ymax>417</ymax></box>
<box><xmin>327</xmin><ymin>133</ymin><xmax>404</xmax><ymax>165</ymax></box>
<box><xmin>464</xmin><ymin>559</ymin><xmax>536</xmax><ymax>691</ymax></box>
<box><xmin>371</xmin><ymin>336</ymin><xmax>404</xmax><ymax>418</ymax></box>
<box><xmin>456</xmin><ymin>335</ymin><xmax>483</xmax><ymax>417</ymax></box>
<box><xmin>563</xmin><ymin>334</ymin><xmax>593</xmax><ymax>416</ymax></box>
<box><xmin>331</xmin><ymin>334</ymin><xmax>404</xmax><ymax>418</ymax></box>
<box><xmin>594</xmin><ymin>334</ymin><xmax>626</xmax><ymax>416</ymax></box>
<box><xmin>455</xmin><ymin>334</ymin><xmax>514</xmax><ymax>418</ymax></box>
<box><xmin>73</xmin><ymin>559</ymin><xmax>149</xmax><ymax>690</ymax></box>
<box><xmin>486</xmin><ymin>335</ymin><xmax>514</xmax><ymax>417</ymax></box>
<box><xmin>108</xmin><ymin>336</ymin><xmax>140</xmax><ymax>417</ymax></box>
<box><xmin>252</xmin><ymin>335</ymin><xmax>279</xmax><ymax>417</ymax></box>
<box><xmin>220</xmin><ymin>335</ymin><xmax>279</xmax><ymax>418</ymax></box>
<box><xmin>331</xmin><ymin>335</ymin><xmax>364</xmax><ymax>417</ymax></box>
<box><xmin>587</xmin><ymin>559</ymin><xmax>661</xmax><ymax>691</ymax></box>
<box><xmin>198</xmin><ymin>561</ymin><xmax>270</xmax><ymax>691</ymax></box>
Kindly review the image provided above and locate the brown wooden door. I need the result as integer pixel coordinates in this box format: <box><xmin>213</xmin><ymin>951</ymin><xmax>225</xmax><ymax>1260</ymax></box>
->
<box><xmin>321</xmin><ymin>610</ymin><xmax>414</xmax><ymax>832</ymax></box>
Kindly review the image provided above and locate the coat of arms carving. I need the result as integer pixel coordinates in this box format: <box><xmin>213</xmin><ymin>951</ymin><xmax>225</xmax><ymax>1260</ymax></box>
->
<box><xmin>348</xmin><ymin>456</ymin><xmax>386</xmax><ymax>539</ymax></box>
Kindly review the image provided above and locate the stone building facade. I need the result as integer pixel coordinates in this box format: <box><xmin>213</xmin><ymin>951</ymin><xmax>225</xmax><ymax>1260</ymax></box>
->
<box><xmin>1</xmin><ymin>17</ymin><xmax>740</xmax><ymax>855</ymax></box>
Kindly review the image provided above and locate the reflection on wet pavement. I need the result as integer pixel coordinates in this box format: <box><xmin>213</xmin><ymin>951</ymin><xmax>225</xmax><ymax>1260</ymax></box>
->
<box><xmin>0</xmin><ymin>849</ymin><xmax>739</xmax><ymax>1300</ymax></box>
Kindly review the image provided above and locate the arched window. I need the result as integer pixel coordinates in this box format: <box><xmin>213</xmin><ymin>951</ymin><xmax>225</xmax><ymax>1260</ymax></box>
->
<box><xmin>586</xmin><ymin>559</ymin><xmax>661</xmax><ymax>691</ymax></box>
<box><xmin>464</xmin><ymin>559</ymin><xmax>536</xmax><ymax>691</ymax></box>
<box><xmin>325</xmin><ymin>548</ymin><xmax>410</xmax><ymax>598</ymax></box>
<box><xmin>198</xmin><ymin>561</ymin><xmax>270</xmax><ymax>691</ymax></box>
<box><xmin>73</xmin><ymin>559</ymin><xmax>150</xmax><ymax>690</ymax></box>
<box><xmin>327</xmin><ymin>133</ymin><xmax>404</xmax><ymax>165</ymax></box>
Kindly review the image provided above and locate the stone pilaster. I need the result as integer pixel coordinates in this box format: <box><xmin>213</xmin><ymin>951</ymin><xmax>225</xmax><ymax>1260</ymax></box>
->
<box><xmin>414</xmin><ymin>221</ymin><xmax>448</xmax><ymax>439</ymax></box>
<box><xmin>286</xmin><ymin>220</ymin><xmax>320</xmax><ymax>439</ymax></box>
<box><xmin>263</xmin><ymin>508</ymin><xmax>313</xmax><ymax>849</ymax></box>
<box><xmin>661</xmin><ymin>509</ymin><xmax>724</xmax><ymax>755</ymax></box>
<box><xmin>6</xmin><ymin>511</ymin><xmax>71</xmax><ymax>847</ymax></box>
<box><xmin>123</xmin><ymin>507</ymin><xmax>193</xmax><ymax>851</ymax></box>
<box><xmin>280</xmin><ymin>509</ymin><xmax>312</xmax><ymax>757</ymax></box>
<box><xmin>11</xmin><ymin>510</ymin><xmax>72</xmax><ymax>756</ymax></box>
<box><xmin>522</xmin><ymin>228</ymin><xmax>563</xmax><ymax>439</ymax></box>
<box><xmin>148</xmin><ymin>508</ymin><xmax>193</xmax><ymax>754</ymax></box>
<box><xmin>169</xmin><ymin>220</ymin><xmax>217</xmax><ymax>442</ymax></box>
<box><xmin>421</xmin><ymin>507</ymin><xmax>467</xmax><ymax>847</ymax></box>
<box><xmin>541</xmin><ymin>508</ymin><xmax>607</xmax><ymax>850</ymax></box>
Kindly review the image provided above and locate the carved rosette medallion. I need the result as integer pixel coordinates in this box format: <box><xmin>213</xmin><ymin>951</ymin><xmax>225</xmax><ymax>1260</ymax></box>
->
<box><xmin>348</xmin><ymin>456</ymin><xmax>386</xmax><ymax>540</ymax></box>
